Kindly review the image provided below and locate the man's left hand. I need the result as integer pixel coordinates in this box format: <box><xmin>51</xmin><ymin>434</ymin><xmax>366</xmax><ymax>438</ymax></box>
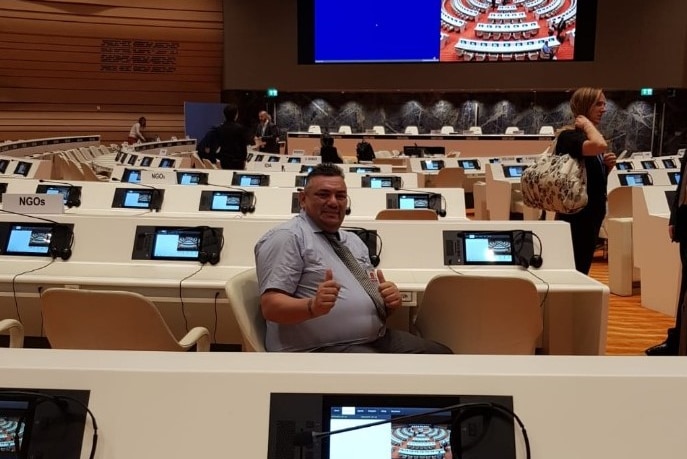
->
<box><xmin>377</xmin><ymin>269</ymin><xmax>402</xmax><ymax>310</ymax></box>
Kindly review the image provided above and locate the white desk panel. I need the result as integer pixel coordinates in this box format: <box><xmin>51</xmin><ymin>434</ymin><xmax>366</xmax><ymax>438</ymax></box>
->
<box><xmin>4</xmin><ymin>351</ymin><xmax>687</xmax><ymax>459</ymax></box>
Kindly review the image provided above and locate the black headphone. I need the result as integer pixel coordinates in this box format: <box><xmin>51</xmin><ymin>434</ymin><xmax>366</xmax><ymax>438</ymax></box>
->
<box><xmin>342</xmin><ymin>226</ymin><xmax>382</xmax><ymax>267</ymax></box>
<box><xmin>429</xmin><ymin>193</ymin><xmax>447</xmax><ymax>218</ymax></box>
<box><xmin>345</xmin><ymin>195</ymin><xmax>352</xmax><ymax>215</ymax></box>
<box><xmin>240</xmin><ymin>191</ymin><xmax>257</xmax><ymax>214</ymax></box>
<box><xmin>48</xmin><ymin>224</ymin><xmax>74</xmax><ymax>261</ymax></box>
<box><xmin>66</xmin><ymin>188</ymin><xmax>81</xmax><ymax>209</ymax></box>
<box><xmin>513</xmin><ymin>230</ymin><xmax>543</xmax><ymax>269</ymax></box>
<box><xmin>198</xmin><ymin>227</ymin><xmax>224</xmax><ymax>265</ymax></box>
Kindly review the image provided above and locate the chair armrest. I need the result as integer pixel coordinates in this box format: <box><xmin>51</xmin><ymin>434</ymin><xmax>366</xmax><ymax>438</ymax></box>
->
<box><xmin>0</xmin><ymin>319</ymin><xmax>24</xmax><ymax>348</ymax></box>
<box><xmin>179</xmin><ymin>326</ymin><xmax>211</xmax><ymax>352</ymax></box>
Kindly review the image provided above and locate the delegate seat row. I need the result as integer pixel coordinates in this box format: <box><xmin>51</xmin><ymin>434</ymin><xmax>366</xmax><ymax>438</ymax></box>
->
<box><xmin>0</xmin><ymin>212</ymin><xmax>608</xmax><ymax>355</ymax></box>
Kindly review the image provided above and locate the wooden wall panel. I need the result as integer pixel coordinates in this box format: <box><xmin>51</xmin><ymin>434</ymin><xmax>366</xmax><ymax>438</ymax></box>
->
<box><xmin>0</xmin><ymin>0</ymin><xmax>223</xmax><ymax>144</ymax></box>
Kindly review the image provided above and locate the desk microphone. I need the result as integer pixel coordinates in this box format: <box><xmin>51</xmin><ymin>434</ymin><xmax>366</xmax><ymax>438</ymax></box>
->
<box><xmin>206</xmin><ymin>182</ymin><xmax>256</xmax><ymax>213</ymax></box>
<box><xmin>37</xmin><ymin>179</ymin><xmax>82</xmax><ymax>208</ymax></box>
<box><xmin>111</xmin><ymin>177</ymin><xmax>163</xmax><ymax>212</ymax></box>
<box><xmin>0</xmin><ymin>208</ymin><xmax>74</xmax><ymax>260</ymax></box>
<box><xmin>391</xmin><ymin>186</ymin><xmax>447</xmax><ymax>217</ymax></box>
<box><xmin>293</xmin><ymin>401</ymin><xmax>531</xmax><ymax>459</ymax></box>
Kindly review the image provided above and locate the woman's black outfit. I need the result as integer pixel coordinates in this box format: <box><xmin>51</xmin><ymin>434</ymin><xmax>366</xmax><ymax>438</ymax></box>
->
<box><xmin>646</xmin><ymin>157</ymin><xmax>687</xmax><ymax>356</ymax></box>
<box><xmin>216</xmin><ymin>120</ymin><xmax>248</xmax><ymax>170</ymax></box>
<box><xmin>554</xmin><ymin>129</ymin><xmax>608</xmax><ymax>275</ymax></box>
<box><xmin>320</xmin><ymin>145</ymin><xmax>343</xmax><ymax>164</ymax></box>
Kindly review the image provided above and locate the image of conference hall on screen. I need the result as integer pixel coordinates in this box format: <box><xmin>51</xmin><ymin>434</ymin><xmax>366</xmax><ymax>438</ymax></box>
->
<box><xmin>440</xmin><ymin>0</ymin><xmax>577</xmax><ymax>62</ymax></box>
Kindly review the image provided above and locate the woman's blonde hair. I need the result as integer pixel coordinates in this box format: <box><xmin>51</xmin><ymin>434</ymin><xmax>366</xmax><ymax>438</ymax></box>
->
<box><xmin>569</xmin><ymin>87</ymin><xmax>603</xmax><ymax>118</ymax></box>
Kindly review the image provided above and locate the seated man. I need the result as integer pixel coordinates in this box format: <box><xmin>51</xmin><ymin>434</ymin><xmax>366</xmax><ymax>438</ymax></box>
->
<box><xmin>255</xmin><ymin>164</ymin><xmax>452</xmax><ymax>354</ymax></box>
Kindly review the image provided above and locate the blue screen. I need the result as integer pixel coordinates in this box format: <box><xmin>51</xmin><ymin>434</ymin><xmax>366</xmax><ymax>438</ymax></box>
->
<box><xmin>123</xmin><ymin>190</ymin><xmax>152</xmax><ymax>208</ymax></box>
<box><xmin>314</xmin><ymin>0</ymin><xmax>441</xmax><ymax>63</ymax></box>
<box><xmin>211</xmin><ymin>192</ymin><xmax>241</xmax><ymax>211</ymax></box>
<box><xmin>5</xmin><ymin>225</ymin><xmax>51</xmax><ymax>255</ymax></box>
<box><xmin>152</xmin><ymin>230</ymin><xmax>200</xmax><ymax>259</ymax></box>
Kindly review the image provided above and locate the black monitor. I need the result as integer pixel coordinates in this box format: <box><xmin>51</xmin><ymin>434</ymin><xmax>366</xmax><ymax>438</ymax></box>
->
<box><xmin>502</xmin><ymin>164</ymin><xmax>527</xmax><ymax>178</ymax></box>
<box><xmin>666</xmin><ymin>190</ymin><xmax>676</xmax><ymax>207</ymax></box>
<box><xmin>131</xmin><ymin>226</ymin><xmax>223</xmax><ymax>263</ymax></box>
<box><xmin>457</xmin><ymin>159</ymin><xmax>481</xmax><ymax>170</ymax></box>
<box><xmin>231</xmin><ymin>173</ymin><xmax>270</xmax><ymax>187</ymax></box>
<box><xmin>404</xmin><ymin>145</ymin><xmax>446</xmax><ymax>157</ymax></box>
<box><xmin>361</xmin><ymin>175</ymin><xmax>402</xmax><ymax>189</ymax></box>
<box><xmin>0</xmin><ymin>182</ymin><xmax>7</xmax><ymax>203</ymax></box>
<box><xmin>350</xmin><ymin>166</ymin><xmax>381</xmax><ymax>174</ymax></box>
<box><xmin>300</xmin><ymin>165</ymin><xmax>316</xmax><ymax>174</ymax></box>
<box><xmin>619</xmin><ymin>172</ymin><xmax>652</xmax><ymax>186</ymax></box>
<box><xmin>13</xmin><ymin>161</ymin><xmax>32</xmax><ymax>177</ymax></box>
<box><xmin>267</xmin><ymin>393</ymin><xmax>516</xmax><ymax>459</ymax></box>
<box><xmin>420</xmin><ymin>159</ymin><xmax>445</xmax><ymax>171</ymax></box>
<box><xmin>121</xmin><ymin>168</ymin><xmax>142</xmax><ymax>183</ymax></box>
<box><xmin>288</xmin><ymin>157</ymin><xmax>301</xmax><ymax>163</ymax></box>
<box><xmin>140</xmin><ymin>156</ymin><xmax>153</xmax><ymax>167</ymax></box>
<box><xmin>111</xmin><ymin>188</ymin><xmax>164</xmax><ymax>210</ymax></box>
<box><xmin>615</xmin><ymin>161</ymin><xmax>633</xmax><ymax>171</ymax></box>
<box><xmin>441</xmin><ymin>230</ymin><xmax>532</xmax><ymax>266</ymax></box>
<box><xmin>35</xmin><ymin>184</ymin><xmax>82</xmax><ymax>207</ymax></box>
<box><xmin>176</xmin><ymin>171</ymin><xmax>209</xmax><ymax>185</ymax></box>
<box><xmin>267</xmin><ymin>156</ymin><xmax>281</xmax><ymax>163</ymax></box>
<box><xmin>0</xmin><ymin>159</ymin><xmax>9</xmax><ymax>173</ymax></box>
<box><xmin>254</xmin><ymin>154</ymin><xmax>265</xmax><ymax>162</ymax></box>
<box><xmin>127</xmin><ymin>154</ymin><xmax>138</xmax><ymax>165</ymax></box>
<box><xmin>386</xmin><ymin>192</ymin><xmax>442</xmax><ymax>213</ymax></box>
<box><xmin>159</xmin><ymin>158</ymin><xmax>175</xmax><ymax>168</ymax></box>
<box><xmin>0</xmin><ymin>222</ymin><xmax>75</xmax><ymax>258</ymax></box>
<box><xmin>640</xmin><ymin>160</ymin><xmax>657</xmax><ymax>169</ymax></box>
<box><xmin>668</xmin><ymin>171</ymin><xmax>681</xmax><ymax>185</ymax></box>
<box><xmin>198</xmin><ymin>190</ymin><xmax>254</xmax><ymax>213</ymax></box>
<box><xmin>662</xmin><ymin>158</ymin><xmax>677</xmax><ymax>169</ymax></box>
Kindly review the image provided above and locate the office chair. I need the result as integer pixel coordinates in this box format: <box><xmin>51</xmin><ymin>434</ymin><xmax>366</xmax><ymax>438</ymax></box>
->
<box><xmin>225</xmin><ymin>268</ymin><xmax>266</xmax><ymax>352</ymax></box>
<box><xmin>0</xmin><ymin>319</ymin><xmax>24</xmax><ymax>348</ymax></box>
<box><xmin>375</xmin><ymin>209</ymin><xmax>438</xmax><ymax>221</ymax></box>
<box><xmin>338</xmin><ymin>125</ymin><xmax>352</xmax><ymax>134</ymax></box>
<box><xmin>505</xmin><ymin>126</ymin><xmax>521</xmax><ymax>134</ymax></box>
<box><xmin>415</xmin><ymin>275</ymin><xmax>542</xmax><ymax>354</ymax></box>
<box><xmin>440</xmin><ymin>126</ymin><xmax>455</xmax><ymax>134</ymax></box>
<box><xmin>404</xmin><ymin>126</ymin><xmax>419</xmax><ymax>135</ymax></box>
<box><xmin>539</xmin><ymin>125</ymin><xmax>555</xmax><ymax>135</ymax></box>
<box><xmin>434</xmin><ymin>167</ymin><xmax>466</xmax><ymax>188</ymax></box>
<box><xmin>41</xmin><ymin>288</ymin><xmax>211</xmax><ymax>351</ymax></box>
<box><xmin>307</xmin><ymin>125</ymin><xmax>322</xmax><ymax>134</ymax></box>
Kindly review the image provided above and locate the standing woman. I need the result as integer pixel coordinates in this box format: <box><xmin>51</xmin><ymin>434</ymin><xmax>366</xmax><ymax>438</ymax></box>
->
<box><xmin>645</xmin><ymin>156</ymin><xmax>687</xmax><ymax>356</ymax></box>
<box><xmin>555</xmin><ymin>88</ymin><xmax>616</xmax><ymax>274</ymax></box>
<box><xmin>128</xmin><ymin>116</ymin><xmax>147</xmax><ymax>144</ymax></box>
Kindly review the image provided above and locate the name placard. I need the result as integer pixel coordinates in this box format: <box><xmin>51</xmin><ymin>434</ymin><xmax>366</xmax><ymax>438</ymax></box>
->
<box><xmin>140</xmin><ymin>170</ymin><xmax>176</xmax><ymax>185</ymax></box>
<box><xmin>3</xmin><ymin>194</ymin><xmax>64</xmax><ymax>214</ymax></box>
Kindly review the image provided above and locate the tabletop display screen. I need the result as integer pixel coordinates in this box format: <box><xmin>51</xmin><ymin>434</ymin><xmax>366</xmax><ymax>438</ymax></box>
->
<box><xmin>0</xmin><ymin>159</ymin><xmax>9</xmax><ymax>173</ymax></box>
<box><xmin>232</xmin><ymin>173</ymin><xmax>270</xmax><ymax>187</ymax></box>
<box><xmin>420</xmin><ymin>160</ymin><xmax>445</xmax><ymax>171</ymax></box>
<box><xmin>159</xmin><ymin>158</ymin><xmax>175</xmax><ymax>168</ymax></box>
<box><xmin>458</xmin><ymin>159</ymin><xmax>480</xmax><ymax>170</ymax></box>
<box><xmin>13</xmin><ymin>161</ymin><xmax>32</xmax><ymax>177</ymax></box>
<box><xmin>350</xmin><ymin>166</ymin><xmax>381</xmax><ymax>174</ymax></box>
<box><xmin>668</xmin><ymin>172</ymin><xmax>680</xmax><ymax>185</ymax></box>
<box><xmin>121</xmin><ymin>168</ymin><xmax>142</xmax><ymax>183</ymax></box>
<box><xmin>615</xmin><ymin>162</ymin><xmax>633</xmax><ymax>171</ymax></box>
<box><xmin>3</xmin><ymin>224</ymin><xmax>54</xmax><ymax>256</ymax></box>
<box><xmin>662</xmin><ymin>159</ymin><xmax>677</xmax><ymax>169</ymax></box>
<box><xmin>140</xmin><ymin>156</ymin><xmax>153</xmax><ymax>167</ymax></box>
<box><xmin>502</xmin><ymin>164</ymin><xmax>527</xmax><ymax>178</ymax></box>
<box><xmin>127</xmin><ymin>154</ymin><xmax>138</xmax><ymax>165</ymax></box>
<box><xmin>618</xmin><ymin>173</ymin><xmax>651</xmax><ymax>187</ymax></box>
<box><xmin>177</xmin><ymin>172</ymin><xmax>209</xmax><ymax>185</ymax></box>
<box><xmin>200</xmin><ymin>190</ymin><xmax>243</xmax><ymax>212</ymax></box>
<box><xmin>151</xmin><ymin>227</ymin><xmax>202</xmax><ymax>261</ymax></box>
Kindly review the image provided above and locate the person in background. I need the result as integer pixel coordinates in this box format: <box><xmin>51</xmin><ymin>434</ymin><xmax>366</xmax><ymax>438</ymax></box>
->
<box><xmin>254</xmin><ymin>111</ymin><xmax>280</xmax><ymax>154</ymax></box>
<box><xmin>645</xmin><ymin>156</ymin><xmax>687</xmax><ymax>356</ymax></box>
<box><xmin>128</xmin><ymin>116</ymin><xmax>147</xmax><ymax>144</ymax></box>
<box><xmin>216</xmin><ymin>104</ymin><xmax>248</xmax><ymax>170</ymax></box>
<box><xmin>254</xmin><ymin>164</ymin><xmax>452</xmax><ymax>354</ymax></box>
<box><xmin>319</xmin><ymin>134</ymin><xmax>343</xmax><ymax>164</ymax></box>
<box><xmin>554</xmin><ymin>87</ymin><xmax>615</xmax><ymax>275</ymax></box>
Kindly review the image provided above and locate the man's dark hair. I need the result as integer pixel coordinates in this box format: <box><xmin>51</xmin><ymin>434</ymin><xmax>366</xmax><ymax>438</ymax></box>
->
<box><xmin>320</xmin><ymin>134</ymin><xmax>335</xmax><ymax>147</ymax></box>
<box><xmin>305</xmin><ymin>163</ymin><xmax>344</xmax><ymax>182</ymax></box>
<box><xmin>223</xmin><ymin>104</ymin><xmax>238</xmax><ymax>121</ymax></box>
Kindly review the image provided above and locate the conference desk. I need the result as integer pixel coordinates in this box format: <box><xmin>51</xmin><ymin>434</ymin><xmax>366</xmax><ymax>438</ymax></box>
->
<box><xmin>0</xmin><ymin>135</ymin><xmax>100</xmax><ymax>158</ymax></box>
<box><xmin>487</xmin><ymin>12</ymin><xmax>527</xmax><ymax>21</ymax></box>
<box><xmin>286</xmin><ymin>132</ymin><xmax>554</xmax><ymax>157</ymax></box>
<box><xmin>474</xmin><ymin>21</ymin><xmax>539</xmax><ymax>34</ymax></box>
<box><xmin>456</xmin><ymin>36</ymin><xmax>559</xmax><ymax>54</ymax></box>
<box><xmin>2</xmin><ymin>351</ymin><xmax>687</xmax><ymax>459</ymax></box>
<box><xmin>0</xmin><ymin>215</ymin><xmax>607</xmax><ymax>355</ymax></box>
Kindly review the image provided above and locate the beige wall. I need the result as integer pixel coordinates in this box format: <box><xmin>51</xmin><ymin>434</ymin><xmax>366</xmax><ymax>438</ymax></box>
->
<box><xmin>223</xmin><ymin>0</ymin><xmax>687</xmax><ymax>91</ymax></box>
<box><xmin>0</xmin><ymin>0</ymin><xmax>223</xmax><ymax>143</ymax></box>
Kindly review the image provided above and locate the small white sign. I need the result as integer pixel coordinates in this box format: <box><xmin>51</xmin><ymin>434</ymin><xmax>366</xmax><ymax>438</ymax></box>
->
<box><xmin>3</xmin><ymin>194</ymin><xmax>64</xmax><ymax>214</ymax></box>
<box><xmin>159</xmin><ymin>149</ymin><xmax>168</xmax><ymax>156</ymax></box>
<box><xmin>140</xmin><ymin>170</ymin><xmax>176</xmax><ymax>185</ymax></box>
